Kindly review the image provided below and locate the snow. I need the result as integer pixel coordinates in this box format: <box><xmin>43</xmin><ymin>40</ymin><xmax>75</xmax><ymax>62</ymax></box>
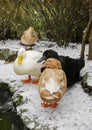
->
<box><xmin>0</xmin><ymin>39</ymin><xmax>92</xmax><ymax>130</ymax></box>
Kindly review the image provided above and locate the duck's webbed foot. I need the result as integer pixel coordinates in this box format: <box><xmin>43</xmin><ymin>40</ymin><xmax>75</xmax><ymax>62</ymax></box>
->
<box><xmin>41</xmin><ymin>102</ymin><xmax>58</xmax><ymax>108</ymax></box>
<box><xmin>21</xmin><ymin>75</ymin><xmax>32</xmax><ymax>83</ymax></box>
<box><xmin>50</xmin><ymin>103</ymin><xmax>58</xmax><ymax>108</ymax></box>
<box><xmin>41</xmin><ymin>102</ymin><xmax>51</xmax><ymax>108</ymax></box>
<box><xmin>32</xmin><ymin>79</ymin><xmax>39</xmax><ymax>85</ymax></box>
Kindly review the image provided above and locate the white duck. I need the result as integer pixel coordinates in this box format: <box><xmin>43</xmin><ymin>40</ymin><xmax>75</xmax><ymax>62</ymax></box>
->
<box><xmin>13</xmin><ymin>47</ymin><xmax>42</xmax><ymax>84</ymax></box>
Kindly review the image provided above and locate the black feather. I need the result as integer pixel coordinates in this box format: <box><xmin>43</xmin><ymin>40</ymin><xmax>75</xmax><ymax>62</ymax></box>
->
<box><xmin>38</xmin><ymin>49</ymin><xmax>85</xmax><ymax>87</ymax></box>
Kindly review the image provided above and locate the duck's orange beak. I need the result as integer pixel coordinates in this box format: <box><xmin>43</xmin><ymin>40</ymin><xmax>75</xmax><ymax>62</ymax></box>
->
<box><xmin>18</xmin><ymin>55</ymin><xmax>23</xmax><ymax>64</ymax></box>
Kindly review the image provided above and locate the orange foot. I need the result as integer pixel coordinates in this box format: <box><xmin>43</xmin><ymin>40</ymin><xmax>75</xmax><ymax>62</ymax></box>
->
<box><xmin>32</xmin><ymin>79</ymin><xmax>39</xmax><ymax>85</ymax></box>
<box><xmin>50</xmin><ymin>103</ymin><xmax>58</xmax><ymax>108</ymax></box>
<box><xmin>21</xmin><ymin>75</ymin><xmax>32</xmax><ymax>83</ymax></box>
<box><xmin>41</xmin><ymin>102</ymin><xmax>51</xmax><ymax>108</ymax></box>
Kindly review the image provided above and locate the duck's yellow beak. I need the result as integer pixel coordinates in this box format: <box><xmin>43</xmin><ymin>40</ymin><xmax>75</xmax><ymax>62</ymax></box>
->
<box><xmin>18</xmin><ymin>55</ymin><xmax>23</xmax><ymax>64</ymax></box>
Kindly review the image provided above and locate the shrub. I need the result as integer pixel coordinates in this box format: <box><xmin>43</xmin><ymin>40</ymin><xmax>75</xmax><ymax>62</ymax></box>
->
<box><xmin>0</xmin><ymin>0</ymin><xmax>89</xmax><ymax>46</ymax></box>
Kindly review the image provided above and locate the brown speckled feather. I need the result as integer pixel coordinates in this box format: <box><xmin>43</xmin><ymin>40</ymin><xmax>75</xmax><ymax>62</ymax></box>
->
<box><xmin>38</xmin><ymin>58</ymin><xmax>67</xmax><ymax>105</ymax></box>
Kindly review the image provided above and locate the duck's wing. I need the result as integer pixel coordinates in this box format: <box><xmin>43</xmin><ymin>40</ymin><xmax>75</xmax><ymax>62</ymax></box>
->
<box><xmin>26</xmin><ymin>50</ymin><xmax>42</xmax><ymax>60</ymax></box>
<box><xmin>59</xmin><ymin>55</ymin><xmax>85</xmax><ymax>86</ymax></box>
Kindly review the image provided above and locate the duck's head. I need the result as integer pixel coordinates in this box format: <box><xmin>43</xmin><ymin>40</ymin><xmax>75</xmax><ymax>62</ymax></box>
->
<box><xmin>42</xmin><ymin>58</ymin><xmax>62</xmax><ymax>69</ymax></box>
<box><xmin>24</xmin><ymin>27</ymin><xmax>37</xmax><ymax>37</ymax></box>
<box><xmin>18</xmin><ymin>48</ymin><xmax>26</xmax><ymax>64</ymax></box>
<box><xmin>37</xmin><ymin>50</ymin><xmax>59</xmax><ymax>63</ymax></box>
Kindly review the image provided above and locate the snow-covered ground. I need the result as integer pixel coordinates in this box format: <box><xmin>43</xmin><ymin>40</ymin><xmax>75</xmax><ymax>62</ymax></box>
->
<box><xmin>0</xmin><ymin>40</ymin><xmax>92</xmax><ymax>130</ymax></box>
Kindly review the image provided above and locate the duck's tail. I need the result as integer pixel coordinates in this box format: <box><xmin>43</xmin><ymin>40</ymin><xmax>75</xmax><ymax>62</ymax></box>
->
<box><xmin>78</xmin><ymin>57</ymin><xmax>85</xmax><ymax>70</ymax></box>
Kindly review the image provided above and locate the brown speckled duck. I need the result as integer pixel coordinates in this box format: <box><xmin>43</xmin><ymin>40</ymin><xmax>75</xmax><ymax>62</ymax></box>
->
<box><xmin>21</xmin><ymin>27</ymin><xmax>38</xmax><ymax>46</ymax></box>
<box><xmin>38</xmin><ymin>58</ymin><xmax>67</xmax><ymax>108</ymax></box>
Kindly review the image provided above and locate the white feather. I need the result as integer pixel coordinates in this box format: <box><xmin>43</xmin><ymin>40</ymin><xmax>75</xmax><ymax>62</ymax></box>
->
<box><xmin>13</xmin><ymin>48</ymin><xmax>42</xmax><ymax>77</ymax></box>
<box><xmin>45</xmin><ymin>78</ymin><xmax>60</xmax><ymax>94</ymax></box>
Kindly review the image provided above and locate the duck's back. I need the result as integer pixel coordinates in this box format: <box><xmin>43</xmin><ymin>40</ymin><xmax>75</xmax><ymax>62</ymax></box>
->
<box><xmin>59</xmin><ymin>56</ymin><xmax>85</xmax><ymax>86</ymax></box>
<box><xmin>26</xmin><ymin>50</ymin><xmax>42</xmax><ymax>60</ymax></box>
<box><xmin>38</xmin><ymin>68</ymin><xmax>67</xmax><ymax>94</ymax></box>
<box><xmin>38</xmin><ymin>68</ymin><xmax>67</xmax><ymax>104</ymax></box>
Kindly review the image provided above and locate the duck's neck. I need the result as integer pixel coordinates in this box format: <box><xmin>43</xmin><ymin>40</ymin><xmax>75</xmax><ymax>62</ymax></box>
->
<box><xmin>41</xmin><ymin>67</ymin><xmax>61</xmax><ymax>73</ymax></box>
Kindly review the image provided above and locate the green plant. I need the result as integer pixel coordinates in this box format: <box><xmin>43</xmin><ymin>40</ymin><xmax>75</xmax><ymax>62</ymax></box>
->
<box><xmin>0</xmin><ymin>0</ymin><xmax>89</xmax><ymax>47</ymax></box>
